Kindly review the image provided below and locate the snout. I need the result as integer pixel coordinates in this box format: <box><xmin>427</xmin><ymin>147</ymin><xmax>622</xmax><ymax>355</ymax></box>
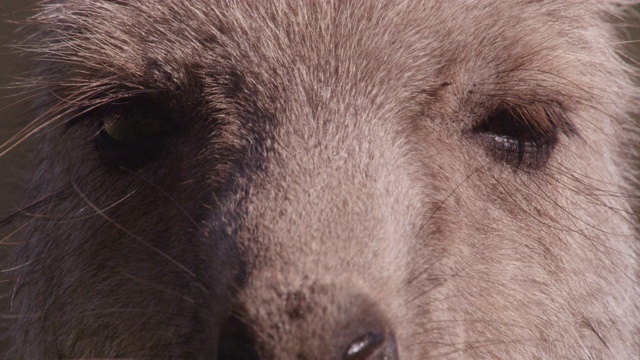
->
<box><xmin>216</xmin><ymin>281</ymin><xmax>399</xmax><ymax>360</ymax></box>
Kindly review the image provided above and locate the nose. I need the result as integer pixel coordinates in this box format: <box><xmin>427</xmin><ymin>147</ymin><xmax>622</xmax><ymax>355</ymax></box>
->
<box><xmin>216</xmin><ymin>292</ymin><xmax>399</xmax><ymax>360</ymax></box>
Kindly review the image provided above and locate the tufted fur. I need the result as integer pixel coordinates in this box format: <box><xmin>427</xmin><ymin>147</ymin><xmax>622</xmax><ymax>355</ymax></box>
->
<box><xmin>2</xmin><ymin>1</ymin><xmax>640</xmax><ymax>359</ymax></box>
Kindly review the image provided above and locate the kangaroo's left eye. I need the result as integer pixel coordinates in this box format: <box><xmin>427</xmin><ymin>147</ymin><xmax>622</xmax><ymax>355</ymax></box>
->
<box><xmin>473</xmin><ymin>104</ymin><xmax>574</xmax><ymax>170</ymax></box>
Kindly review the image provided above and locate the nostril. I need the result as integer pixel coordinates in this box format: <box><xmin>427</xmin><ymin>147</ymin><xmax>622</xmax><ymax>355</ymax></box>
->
<box><xmin>343</xmin><ymin>331</ymin><xmax>397</xmax><ymax>360</ymax></box>
<box><xmin>217</xmin><ymin>314</ymin><xmax>260</xmax><ymax>360</ymax></box>
<box><xmin>343</xmin><ymin>332</ymin><xmax>385</xmax><ymax>360</ymax></box>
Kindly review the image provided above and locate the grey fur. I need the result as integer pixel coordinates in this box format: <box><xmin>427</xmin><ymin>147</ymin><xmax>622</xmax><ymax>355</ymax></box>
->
<box><xmin>2</xmin><ymin>1</ymin><xmax>640</xmax><ymax>359</ymax></box>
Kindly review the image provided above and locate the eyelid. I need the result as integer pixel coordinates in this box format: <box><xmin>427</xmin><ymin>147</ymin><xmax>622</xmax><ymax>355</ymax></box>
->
<box><xmin>508</xmin><ymin>103</ymin><xmax>575</xmax><ymax>136</ymax></box>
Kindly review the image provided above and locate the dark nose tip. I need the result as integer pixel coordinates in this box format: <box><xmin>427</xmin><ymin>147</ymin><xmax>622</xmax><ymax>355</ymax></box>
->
<box><xmin>343</xmin><ymin>331</ymin><xmax>398</xmax><ymax>360</ymax></box>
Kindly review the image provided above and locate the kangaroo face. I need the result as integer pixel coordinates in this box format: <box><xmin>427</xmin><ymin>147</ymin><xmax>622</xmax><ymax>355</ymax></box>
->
<box><xmin>3</xmin><ymin>1</ymin><xmax>640</xmax><ymax>359</ymax></box>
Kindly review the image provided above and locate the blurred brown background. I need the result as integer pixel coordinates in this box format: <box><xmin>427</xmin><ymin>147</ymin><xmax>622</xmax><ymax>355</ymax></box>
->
<box><xmin>0</xmin><ymin>1</ymin><xmax>48</xmax><ymax>353</ymax></box>
<box><xmin>0</xmin><ymin>1</ymin><xmax>37</xmax><ymax>222</ymax></box>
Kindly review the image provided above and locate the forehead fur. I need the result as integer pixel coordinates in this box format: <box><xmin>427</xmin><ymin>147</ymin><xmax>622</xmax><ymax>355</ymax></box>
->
<box><xmin>26</xmin><ymin>1</ymin><xmax>637</xmax><ymax>117</ymax></box>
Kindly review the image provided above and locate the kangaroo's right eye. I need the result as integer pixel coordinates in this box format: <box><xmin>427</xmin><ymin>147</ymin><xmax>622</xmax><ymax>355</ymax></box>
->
<box><xmin>95</xmin><ymin>99</ymin><xmax>179</xmax><ymax>169</ymax></box>
<box><xmin>100</xmin><ymin>113</ymin><xmax>173</xmax><ymax>145</ymax></box>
